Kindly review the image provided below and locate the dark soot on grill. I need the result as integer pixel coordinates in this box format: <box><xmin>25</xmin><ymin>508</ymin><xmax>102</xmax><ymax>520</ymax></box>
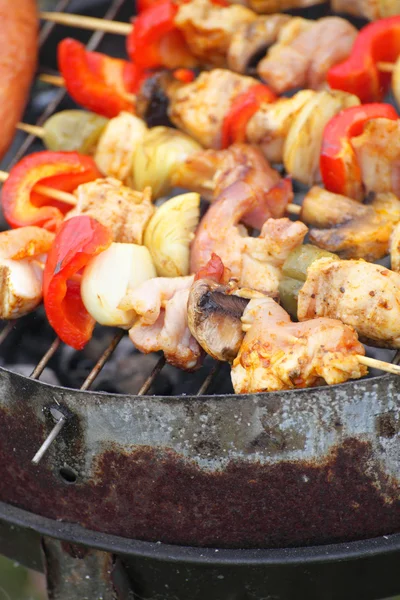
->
<box><xmin>0</xmin><ymin>309</ymin><xmax>234</xmax><ymax>396</ymax></box>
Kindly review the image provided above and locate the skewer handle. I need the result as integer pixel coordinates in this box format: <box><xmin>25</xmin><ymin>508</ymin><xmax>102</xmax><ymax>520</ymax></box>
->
<box><xmin>357</xmin><ymin>355</ymin><xmax>400</xmax><ymax>376</ymax></box>
<box><xmin>40</xmin><ymin>11</ymin><xmax>132</xmax><ymax>35</ymax></box>
<box><xmin>0</xmin><ymin>170</ymin><xmax>77</xmax><ymax>206</ymax></box>
<box><xmin>17</xmin><ymin>122</ymin><xmax>45</xmax><ymax>138</ymax></box>
<box><xmin>377</xmin><ymin>61</ymin><xmax>395</xmax><ymax>73</ymax></box>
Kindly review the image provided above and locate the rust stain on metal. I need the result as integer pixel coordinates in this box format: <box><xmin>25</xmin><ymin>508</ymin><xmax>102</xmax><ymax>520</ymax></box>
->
<box><xmin>0</xmin><ymin>404</ymin><xmax>399</xmax><ymax>549</ymax></box>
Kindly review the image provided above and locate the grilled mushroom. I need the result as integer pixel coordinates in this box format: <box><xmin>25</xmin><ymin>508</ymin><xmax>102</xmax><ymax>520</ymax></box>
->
<box><xmin>188</xmin><ymin>279</ymin><xmax>250</xmax><ymax>362</ymax></box>
<box><xmin>135</xmin><ymin>71</ymin><xmax>185</xmax><ymax>128</ymax></box>
<box><xmin>301</xmin><ymin>187</ymin><xmax>400</xmax><ymax>261</ymax></box>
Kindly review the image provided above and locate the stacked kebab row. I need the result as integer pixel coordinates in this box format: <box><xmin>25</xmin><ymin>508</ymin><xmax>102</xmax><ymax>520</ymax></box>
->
<box><xmin>4</xmin><ymin>5</ymin><xmax>400</xmax><ymax>393</ymax></box>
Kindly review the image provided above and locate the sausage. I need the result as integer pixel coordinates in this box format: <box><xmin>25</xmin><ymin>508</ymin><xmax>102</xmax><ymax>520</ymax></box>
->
<box><xmin>0</xmin><ymin>0</ymin><xmax>38</xmax><ymax>161</ymax></box>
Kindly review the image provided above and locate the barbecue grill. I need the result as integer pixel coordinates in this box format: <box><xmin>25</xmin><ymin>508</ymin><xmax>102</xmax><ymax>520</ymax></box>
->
<box><xmin>1</xmin><ymin>0</ymin><xmax>400</xmax><ymax>598</ymax></box>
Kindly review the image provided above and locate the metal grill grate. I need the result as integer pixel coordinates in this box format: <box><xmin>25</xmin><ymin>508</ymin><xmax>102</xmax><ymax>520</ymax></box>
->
<box><xmin>0</xmin><ymin>0</ymin><xmax>222</xmax><ymax>398</ymax></box>
<box><xmin>0</xmin><ymin>0</ymin><xmax>399</xmax><ymax>405</ymax></box>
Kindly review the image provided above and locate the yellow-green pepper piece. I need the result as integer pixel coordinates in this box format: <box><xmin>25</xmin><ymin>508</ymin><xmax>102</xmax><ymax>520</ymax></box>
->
<box><xmin>43</xmin><ymin>110</ymin><xmax>108</xmax><ymax>155</ymax></box>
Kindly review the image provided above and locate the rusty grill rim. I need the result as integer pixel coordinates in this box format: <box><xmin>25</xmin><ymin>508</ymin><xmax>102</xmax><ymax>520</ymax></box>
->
<box><xmin>1</xmin><ymin>498</ymin><xmax>400</xmax><ymax>564</ymax></box>
<box><xmin>0</xmin><ymin>0</ymin><xmax>398</xmax><ymax>401</ymax></box>
<box><xmin>0</xmin><ymin>362</ymin><xmax>393</xmax><ymax>402</ymax></box>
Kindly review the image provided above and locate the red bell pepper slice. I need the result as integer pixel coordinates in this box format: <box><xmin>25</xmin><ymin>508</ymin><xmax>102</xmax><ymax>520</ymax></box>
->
<box><xmin>221</xmin><ymin>84</ymin><xmax>277</xmax><ymax>149</ymax></box>
<box><xmin>328</xmin><ymin>16</ymin><xmax>400</xmax><ymax>103</ymax></box>
<box><xmin>58</xmin><ymin>38</ymin><xmax>144</xmax><ymax>118</ymax></box>
<box><xmin>320</xmin><ymin>103</ymin><xmax>398</xmax><ymax>200</ymax></box>
<box><xmin>1</xmin><ymin>151</ymin><xmax>102</xmax><ymax>233</ymax></box>
<box><xmin>194</xmin><ymin>253</ymin><xmax>231</xmax><ymax>283</ymax></box>
<box><xmin>173</xmin><ymin>68</ymin><xmax>195</xmax><ymax>83</ymax></box>
<box><xmin>43</xmin><ymin>216</ymin><xmax>113</xmax><ymax>350</ymax></box>
<box><xmin>127</xmin><ymin>0</ymin><xmax>195</xmax><ymax>69</ymax></box>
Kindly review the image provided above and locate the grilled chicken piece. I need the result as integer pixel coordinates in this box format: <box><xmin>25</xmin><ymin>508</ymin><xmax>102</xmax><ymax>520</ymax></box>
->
<box><xmin>283</xmin><ymin>90</ymin><xmax>359</xmax><ymax>185</ymax></box>
<box><xmin>0</xmin><ymin>227</ymin><xmax>54</xmax><ymax>319</ymax></box>
<box><xmin>246</xmin><ymin>90</ymin><xmax>315</xmax><ymax>163</ymax></box>
<box><xmin>390</xmin><ymin>221</ymin><xmax>400</xmax><ymax>271</ymax></box>
<box><xmin>171</xmin><ymin>144</ymin><xmax>293</xmax><ymax>228</ymax></box>
<box><xmin>247</xmin><ymin>0</ymin><xmax>325</xmax><ymax>13</ymax></box>
<box><xmin>67</xmin><ymin>178</ymin><xmax>154</xmax><ymax>245</ymax></box>
<box><xmin>175</xmin><ymin>0</ymin><xmax>256</xmax><ymax>67</ymax></box>
<box><xmin>331</xmin><ymin>0</ymin><xmax>400</xmax><ymax>19</ymax></box>
<box><xmin>257</xmin><ymin>17</ymin><xmax>357</xmax><ymax>93</ymax></box>
<box><xmin>298</xmin><ymin>257</ymin><xmax>400</xmax><ymax>348</ymax></box>
<box><xmin>302</xmin><ymin>187</ymin><xmax>400</xmax><ymax>261</ymax></box>
<box><xmin>231</xmin><ymin>296</ymin><xmax>366</xmax><ymax>393</ymax></box>
<box><xmin>94</xmin><ymin>112</ymin><xmax>147</xmax><ymax>186</ymax></box>
<box><xmin>124</xmin><ymin>275</ymin><xmax>203</xmax><ymax>370</ymax></box>
<box><xmin>227</xmin><ymin>14</ymin><xmax>291</xmax><ymax>73</ymax></box>
<box><xmin>169</xmin><ymin>69</ymin><xmax>257</xmax><ymax>148</ymax></box>
<box><xmin>190</xmin><ymin>171</ymin><xmax>307</xmax><ymax>293</ymax></box>
<box><xmin>351</xmin><ymin>118</ymin><xmax>400</xmax><ymax>199</ymax></box>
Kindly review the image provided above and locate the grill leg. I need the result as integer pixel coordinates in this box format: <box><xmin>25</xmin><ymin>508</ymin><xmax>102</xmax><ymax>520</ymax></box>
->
<box><xmin>42</xmin><ymin>538</ymin><xmax>135</xmax><ymax>600</ymax></box>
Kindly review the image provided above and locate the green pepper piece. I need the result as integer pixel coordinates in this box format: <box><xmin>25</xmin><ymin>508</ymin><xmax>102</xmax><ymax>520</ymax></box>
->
<box><xmin>282</xmin><ymin>244</ymin><xmax>338</xmax><ymax>282</ymax></box>
<box><xmin>278</xmin><ymin>277</ymin><xmax>304</xmax><ymax>319</ymax></box>
<box><xmin>43</xmin><ymin>110</ymin><xmax>109</xmax><ymax>155</ymax></box>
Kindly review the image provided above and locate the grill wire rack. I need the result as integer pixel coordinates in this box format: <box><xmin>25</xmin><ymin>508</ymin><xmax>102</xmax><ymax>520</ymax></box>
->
<box><xmin>0</xmin><ymin>0</ymin><xmax>223</xmax><ymax>411</ymax></box>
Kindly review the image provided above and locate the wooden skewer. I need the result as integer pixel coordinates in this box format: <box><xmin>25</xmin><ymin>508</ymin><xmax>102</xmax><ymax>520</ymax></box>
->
<box><xmin>0</xmin><ymin>170</ymin><xmax>77</xmax><ymax>206</ymax></box>
<box><xmin>40</xmin><ymin>11</ymin><xmax>132</xmax><ymax>36</ymax></box>
<box><xmin>357</xmin><ymin>355</ymin><xmax>400</xmax><ymax>376</ymax></box>
<box><xmin>377</xmin><ymin>61</ymin><xmax>396</xmax><ymax>73</ymax></box>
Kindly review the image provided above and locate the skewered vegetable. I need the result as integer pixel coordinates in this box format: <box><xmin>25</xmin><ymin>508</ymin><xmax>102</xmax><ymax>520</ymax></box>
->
<box><xmin>221</xmin><ymin>83</ymin><xmax>277</xmax><ymax>148</ymax></box>
<box><xmin>81</xmin><ymin>242</ymin><xmax>156</xmax><ymax>327</ymax></box>
<box><xmin>128</xmin><ymin>0</ymin><xmax>196</xmax><ymax>69</ymax></box>
<box><xmin>131</xmin><ymin>126</ymin><xmax>202</xmax><ymax>197</ymax></box>
<box><xmin>144</xmin><ymin>192</ymin><xmax>200</xmax><ymax>277</ymax></box>
<box><xmin>66</xmin><ymin>178</ymin><xmax>155</xmax><ymax>244</ymax></box>
<box><xmin>300</xmin><ymin>187</ymin><xmax>400</xmax><ymax>261</ymax></box>
<box><xmin>328</xmin><ymin>16</ymin><xmax>400</xmax><ymax>103</ymax></box>
<box><xmin>123</xmin><ymin>275</ymin><xmax>203</xmax><ymax>370</ymax></box>
<box><xmin>320</xmin><ymin>104</ymin><xmax>398</xmax><ymax>201</ymax></box>
<box><xmin>0</xmin><ymin>227</ymin><xmax>54</xmax><ymax>320</ymax></box>
<box><xmin>283</xmin><ymin>90</ymin><xmax>360</xmax><ymax>185</ymax></box>
<box><xmin>94</xmin><ymin>112</ymin><xmax>148</xmax><ymax>185</ymax></box>
<box><xmin>279</xmin><ymin>243</ymin><xmax>338</xmax><ymax>317</ymax></box>
<box><xmin>1</xmin><ymin>151</ymin><xmax>102</xmax><ymax>232</ymax></box>
<box><xmin>43</xmin><ymin>216</ymin><xmax>112</xmax><ymax>350</ymax></box>
<box><xmin>43</xmin><ymin>110</ymin><xmax>109</xmax><ymax>154</ymax></box>
<box><xmin>297</xmin><ymin>257</ymin><xmax>400</xmax><ymax>348</ymax></box>
<box><xmin>231</xmin><ymin>296</ymin><xmax>367</xmax><ymax>393</ymax></box>
<box><xmin>188</xmin><ymin>256</ymin><xmax>250</xmax><ymax>362</ymax></box>
<box><xmin>58</xmin><ymin>38</ymin><xmax>144</xmax><ymax>118</ymax></box>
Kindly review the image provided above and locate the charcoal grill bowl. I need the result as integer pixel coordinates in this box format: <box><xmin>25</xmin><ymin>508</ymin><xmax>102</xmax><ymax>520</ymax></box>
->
<box><xmin>0</xmin><ymin>366</ymin><xmax>399</xmax><ymax>551</ymax></box>
<box><xmin>1</xmin><ymin>496</ymin><xmax>400</xmax><ymax>600</ymax></box>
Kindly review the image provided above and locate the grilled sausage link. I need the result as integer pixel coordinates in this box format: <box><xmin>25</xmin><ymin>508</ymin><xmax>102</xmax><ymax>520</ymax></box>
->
<box><xmin>0</xmin><ymin>0</ymin><xmax>38</xmax><ymax>161</ymax></box>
